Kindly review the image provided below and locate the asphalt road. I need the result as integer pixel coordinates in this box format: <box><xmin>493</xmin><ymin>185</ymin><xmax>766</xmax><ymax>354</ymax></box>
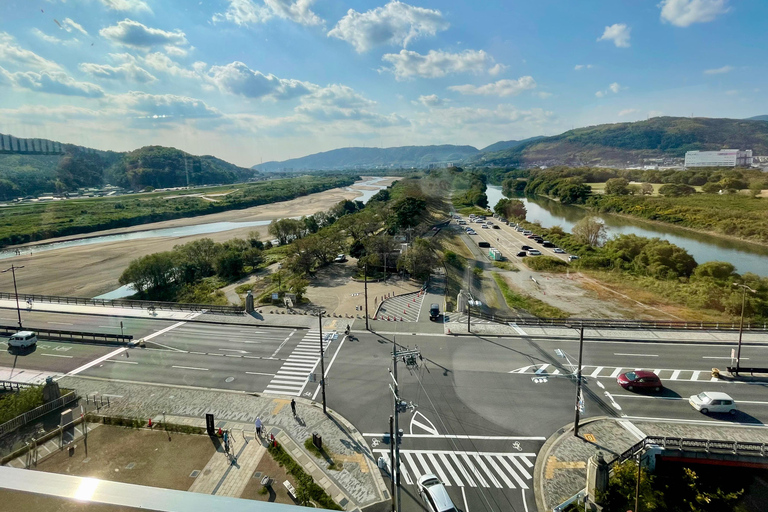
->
<box><xmin>3</xmin><ymin>306</ymin><xmax>768</xmax><ymax>512</ymax></box>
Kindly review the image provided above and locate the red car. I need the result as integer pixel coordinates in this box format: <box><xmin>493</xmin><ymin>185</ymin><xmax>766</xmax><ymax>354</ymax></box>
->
<box><xmin>617</xmin><ymin>370</ymin><xmax>662</xmax><ymax>392</ymax></box>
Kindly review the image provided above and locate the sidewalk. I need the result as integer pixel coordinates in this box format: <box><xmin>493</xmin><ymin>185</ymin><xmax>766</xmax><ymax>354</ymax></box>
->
<box><xmin>55</xmin><ymin>375</ymin><xmax>389</xmax><ymax>512</ymax></box>
<box><xmin>534</xmin><ymin>417</ymin><xmax>768</xmax><ymax>511</ymax></box>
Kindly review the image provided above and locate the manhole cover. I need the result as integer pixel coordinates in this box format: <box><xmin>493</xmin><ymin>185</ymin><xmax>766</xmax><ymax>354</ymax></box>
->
<box><xmin>252</xmin><ymin>471</ymin><xmax>262</xmax><ymax>479</ymax></box>
<box><xmin>225</xmin><ymin>377</ymin><xmax>235</xmax><ymax>383</ymax></box>
<box><xmin>125</xmin><ymin>462</ymin><xmax>135</xmax><ymax>470</ymax></box>
<box><xmin>190</xmin><ymin>470</ymin><xmax>200</xmax><ymax>478</ymax></box>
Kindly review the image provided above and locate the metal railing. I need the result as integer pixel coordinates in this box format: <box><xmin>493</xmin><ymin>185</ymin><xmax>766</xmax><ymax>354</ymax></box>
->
<box><xmin>0</xmin><ymin>291</ymin><xmax>242</xmax><ymax>315</ymax></box>
<box><xmin>613</xmin><ymin>435</ymin><xmax>768</xmax><ymax>466</ymax></box>
<box><xmin>468</xmin><ymin>309</ymin><xmax>768</xmax><ymax>332</ymax></box>
<box><xmin>0</xmin><ymin>391</ymin><xmax>78</xmax><ymax>437</ymax></box>
<box><xmin>0</xmin><ymin>380</ymin><xmax>36</xmax><ymax>391</ymax></box>
<box><xmin>0</xmin><ymin>325</ymin><xmax>132</xmax><ymax>344</ymax></box>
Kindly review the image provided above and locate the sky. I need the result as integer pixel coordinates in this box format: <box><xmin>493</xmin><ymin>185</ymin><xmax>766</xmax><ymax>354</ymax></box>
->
<box><xmin>0</xmin><ymin>0</ymin><xmax>766</xmax><ymax>167</ymax></box>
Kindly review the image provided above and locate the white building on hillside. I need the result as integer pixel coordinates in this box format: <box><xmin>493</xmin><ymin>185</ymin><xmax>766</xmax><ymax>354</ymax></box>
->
<box><xmin>684</xmin><ymin>149</ymin><xmax>753</xmax><ymax>168</ymax></box>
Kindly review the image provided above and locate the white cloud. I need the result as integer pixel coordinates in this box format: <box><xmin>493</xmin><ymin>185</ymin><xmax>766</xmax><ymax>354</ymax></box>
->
<box><xmin>328</xmin><ymin>1</ymin><xmax>448</xmax><ymax>52</ymax></box>
<box><xmin>416</xmin><ymin>104</ymin><xmax>553</xmax><ymax>129</ymax></box>
<box><xmin>100</xmin><ymin>19</ymin><xmax>188</xmax><ymax>51</ymax></box>
<box><xmin>449</xmin><ymin>76</ymin><xmax>537</xmax><ymax>97</ymax></box>
<box><xmin>143</xmin><ymin>52</ymin><xmax>201</xmax><ymax>79</ymax></box>
<box><xmin>574</xmin><ymin>64</ymin><xmax>593</xmax><ymax>70</ymax></box>
<box><xmin>537</xmin><ymin>91</ymin><xmax>552</xmax><ymax>99</ymax></box>
<box><xmin>0</xmin><ymin>32</ymin><xmax>61</xmax><ymax>71</ymax></box>
<box><xmin>381</xmin><ymin>49</ymin><xmax>493</xmax><ymax>79</ymax></box>
<box><xmin>164</xmin><ymin>45</ymin><xmax>188</xmax><ymax>57</ymax></box>
<box><xmin>2</xmin><ymin>67</ymin><xmax>104</xmax><ymax>97</ymax></box>
<box><xmin>98</xmin><ymin>0</ymin><xmax>152</xmax><ymax>14</ymax></box>
<box><xmin>704</xmin><ymin>65</ymin><xmax>732</xmax><ymax>75</ymax></box>
<box><xmin>32</xmin><ymin>28</ymin><xmax>67</xmax><ymax>45</ymax></box>
<box><xmin>597</xmin><ymin>23</ymin><xmax>631</xmax><ymax>48</ymax></box>
<box><xmin>415</xmin><ymin>94</ymin><xmax>444</xmax><ymax>107</ymax></box>
<box><xmin>112</xmin><ymin>91</ymin><xmax>221</xmax><ymax>119</ymax></box>
<box><xmin>596</xmin><ymin>82</ymin><xmax>623</xmax><ymax>97</ymax></box>
<box><xmin>61</xmin><ymin>18</ymin><xmax>88</xmax><ymax>36</ymax></box>
<box><xmin>79</xmin><ymin>61</ymin><xmax>156</xmax><ymax>83</ymax></box>
<box><xmin>659</xmin><ymin>0</ymin><xmax>728</xmax><ymax>27</ymax></box>
<box><xmin>207</xmin><ymin>61</ymin><xmax>313</xmax><ymax>100</ymax></box>
<box><xmin>213</xmin><ymin>0</ymin><xmax>323</xmax><ymax>27</ymax></box>
<box><xmin>618</xmin><ymin>108</ymin><xmax>640</xmax><ymax>117</ymax></box>
<box><xmin>488</xmin><ymin>63</ymin><xmax>507</xmax><ymax>76</ymax></box>
<box><xmin>296</xmin><ymin>84</ymin><xmax>408</xmax><ymax>127</ymax></box>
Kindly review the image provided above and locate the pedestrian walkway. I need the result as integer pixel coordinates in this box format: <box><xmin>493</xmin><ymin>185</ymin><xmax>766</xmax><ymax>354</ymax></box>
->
<box><xmin>376</xmin><ymin>291</ymin><xmax>424</xmax><ymax>322</ymax></box>
<box><xmin>0</xmin><ymin>367</ymin><xmax>61</xmax><ymax>384</ymax></box>
<box><xmin>446</xmin><ymin>313</ymin><xmax>496</xmax><ymax>326</ymax></box>
<box><xmin>188</xmin><ymin>432</ymin><xmax>266</xmax><ymax>497</ymax></box>
<box><xmin>263</xmin><ymin>330</ymin><xmax>337</xmax><ymax>397</ymax></box>
<box><xmin>510</xmin><ymin>364</ymin><xmax>723</xmax><ymax>384</ymax></box>
<box><xmin>374</xmin><ymin>448</ymin><xmax>536</xmax><ymax>489</ymax></box>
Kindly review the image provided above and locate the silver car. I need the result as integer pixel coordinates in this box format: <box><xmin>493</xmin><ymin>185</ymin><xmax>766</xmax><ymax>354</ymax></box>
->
<box><xmin>418</xmin><ymin>474</ymin><xmax>458</xmax><ymax>512</ymax></box>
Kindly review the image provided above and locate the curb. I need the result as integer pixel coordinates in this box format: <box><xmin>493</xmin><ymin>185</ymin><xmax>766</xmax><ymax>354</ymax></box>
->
<box><xmin>373</xmin><ymin>288</ymin><xmax>424</xmax><ymax>318</ymax></box>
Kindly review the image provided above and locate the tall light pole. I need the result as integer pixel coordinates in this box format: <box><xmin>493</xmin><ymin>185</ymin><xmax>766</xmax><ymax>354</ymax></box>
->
<box><xmin>2</xmin><ymin>264</ymin><xmax>24</xmax><ymax>329</ymax></box>
<box><xmin>317</xmin><ymin>310</ymin><xmax>327</xmax><ymax>414</ymax></box>
<box><xmin>733</xmin><ymin>283</ymin><xmax>756</xmax><ymax>375</ymax></box>
<box><xmin>364</xmin><ymin>263</ymin><xmax>369</xmax><ymax>331</ymax></box>
<box><xmin>564</xmin><ymin>322</ymin><xmax>585</xmax><ymax>437</ymax></box>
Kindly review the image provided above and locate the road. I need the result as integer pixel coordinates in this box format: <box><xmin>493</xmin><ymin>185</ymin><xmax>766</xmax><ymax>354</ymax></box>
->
<box><xmin>3</xmin><ymin>306</ymin><xmax>768</xmax><ymax>511</ymax></box>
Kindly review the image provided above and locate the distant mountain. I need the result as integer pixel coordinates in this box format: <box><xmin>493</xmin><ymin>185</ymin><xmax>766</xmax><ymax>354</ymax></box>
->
<box><xmin>480</xmin><ymin>136</ymin><xmax>545</xmax><ymax>154</ymax></box>
<box><xmin>253</xmin><ymin>145</ymin><xmax>480</xmax><ymax>172</ymax></box>
<box><xmin>0</xmin><ymin>135</ymin><xmax>258</xmax><ymax>200</ymax></box>
<box><xmin>477</xmin><ymin>116</ymin><xmax>768</xmax><ymax>167</ymax></box>
<box><xmin>747</xmin><ymin>115</ymin><xmax>768</xmax><ymax>122</ymax></box>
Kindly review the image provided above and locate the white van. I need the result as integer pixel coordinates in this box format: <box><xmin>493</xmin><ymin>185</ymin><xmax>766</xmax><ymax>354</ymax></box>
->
<box><xmin>8</xmin><ymin>331</ymin><xmax>38</xmax><ymax>348</ymax></box>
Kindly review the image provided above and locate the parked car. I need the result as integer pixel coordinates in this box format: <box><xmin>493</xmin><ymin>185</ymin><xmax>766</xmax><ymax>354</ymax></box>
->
<box><xmin>689</xmin><ymin>391</ymin><xmax>737</xmax><ymax>415</ymax></box>
<box><xmin>478</xmin><ymin>241</ymin><xmax>491</xmax><ymax>248</ymax></box>
<box><xmin>417</xmin><ymin>474</ymin><xmax>458</xmax><ymax>512</ymax></box>
<box><xmin>333</xmin><ymin>254</ymin><xmax>347</xmax><ymax>263</ymax></box>
<box><xmin>617</xmin><ymin>371</ymin><xmax>662</xmax><ymax>392</ymax></box>
<box><xmin>523</xmin><ymin>230</ymin><xmax>532</xmax><ymax>235</ymax></box>
<box><xmin>486</xmin><ymin>220</ymin><xmax>494</xmax><ymax>225</ymax></box>
<box><xmin>468</xmin><ymin>231</ymin><xmax>477</xmax><ymax>235</ymax></box>
<box><xmin>528</xmin><ymin>249</ymin><xmax>541</xmax><ymax>256</ymax></box>
<box><xmin>516</xmin><ymin>251</ymin><xmax>527</xmax><ymax>257</ymax></box>
<box><xmin>542</xmin><ymin>241</ymin><xmax>555</xmax><ymax>248</ymax></box>
<box><xmin>568</xmin><ymin>255</ymin><xmax>580</xmax><ymax>261</ymax></box>
<box><xmin>521</xmin><ymin>245</ymin><xmax>532</xmax><ymax>250</ymax></box>
<box><xmin>492</xmin><ymin>225</ymin><xmax>500</xmax><ymax>229</ymax></box>
<box><xmin>429</xmin><ymin>304</ymin><xmax>440</xmax><ymax>321</ymax></box>
<box><xmin>516</xmin><ymin>227</ymin><xmax>524</xmax><ymax>232</ymax></box>
<box><xmin>554</xmin><ymin>248</ymin><xmax>565</xmax><ymax>254</ymax></box>
<box><xmin>482</xmin><ymin>224</ymin><xmax>489</xmax><ymax>229</ymax></box>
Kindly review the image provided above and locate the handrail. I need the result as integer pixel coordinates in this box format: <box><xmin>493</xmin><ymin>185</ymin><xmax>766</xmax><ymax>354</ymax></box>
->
<box><xmin>0</xmin><ymin>324</ymin><xmax>132</xmax><ymax>343</ymax></box>
<box><xmin>612</xmin><ymin>435</ymin><xmax>768</xmax><ymax>467</ymax></box>
<box><xmin>0</xmin><ymin>391</ymin><xmax>78</xmax><ymax>437</ymax></box>
<box><xmin>0</xmin><ymin>291</ymin><xmax>242</xmax><ymax>315</ymax></box>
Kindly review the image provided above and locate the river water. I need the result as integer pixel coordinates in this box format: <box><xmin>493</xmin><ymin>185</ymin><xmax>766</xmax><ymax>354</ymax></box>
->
<box><xmin>486</xmin><ymin>185</ymin><xmax>768</xmax><ymax>276</ymax></box>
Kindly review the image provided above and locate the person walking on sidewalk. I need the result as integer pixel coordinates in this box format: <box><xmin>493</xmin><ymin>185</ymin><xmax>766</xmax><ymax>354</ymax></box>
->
<box><xmin>290</xmin><ymin>398</ymin><xmax>296</xmax><ymax>417</ymax></box>
<box><xmin>223</xmin><ymin>430</ymin><xmax>229</xmax><ymax>454</ymax></box>
<box><xmin>255</xmin><ymin>417</ymin><xmax>262</xmax><ymax>437</ymax></box>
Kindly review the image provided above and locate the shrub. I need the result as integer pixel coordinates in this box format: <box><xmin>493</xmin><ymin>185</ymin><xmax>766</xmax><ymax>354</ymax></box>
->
<box><xmin>268</xmin><ymin>442</ymin><xmax>343</xmax><ymax>510</ymax></box>
<box><xmin>524</xmin><ymin>256</ymin><xmax>568</xmax><ymax>272</ymax></box>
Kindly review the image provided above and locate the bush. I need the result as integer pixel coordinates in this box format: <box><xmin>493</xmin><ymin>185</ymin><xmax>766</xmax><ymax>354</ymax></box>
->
<box><xmin>524</xmin><ymin>256</ymin><xmax>568</xmax><ymax>272</ymax></box>
<box><xmin>268</xmin><ymin>442</ymin><xmax>343</xmax><ymax>510</ymax></box>
<box><xmin>0</xmin><ymin>386</ymin><xmax>45</xmax><ymax>423</ymax></box>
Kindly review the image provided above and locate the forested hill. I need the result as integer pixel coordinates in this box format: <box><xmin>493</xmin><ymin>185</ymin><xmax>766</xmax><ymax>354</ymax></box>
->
<box><xmin>253</xmin><ymin>144</ymin><xmax>479</xmax><ymax>171</ymax></box>
<box><xmin>747</xmin><ymin>115</ymin><xmax>768</xmax><ymax>122</ymax></box>
<box><xmin>480</xmin><ymin>136</ymin><xmax>545</xmax><ymax>153</ymax></box>
<box><xmin>0</xmin><ymin>139</ymin><xmax>258</xmax><ymax>200</ymax></box>
<box><xmin>477</xmin><ymin>116</ymin><xmax>768</xmax><ymax>167</ymax></box>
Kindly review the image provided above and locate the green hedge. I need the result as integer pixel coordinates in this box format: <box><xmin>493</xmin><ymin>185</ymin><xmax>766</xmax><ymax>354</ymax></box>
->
<box><xmin>0</xmin><ymin>386</ymin><xmax>45</xmax><ymax>424</ymax></box>
<box><xmin>268</xmin><ymin>442</ymin><xmax>343</xmax><ymax>510</ymax></box>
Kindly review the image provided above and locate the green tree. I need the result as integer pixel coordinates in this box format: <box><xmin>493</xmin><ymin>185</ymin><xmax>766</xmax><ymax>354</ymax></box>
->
<box><xmin>398</xmin><ymin>238</ymin><xmax>440</xmax><ymax>280</ymax></box>
<box><xmin>640</xmin><ymin>182</ymin><xmax>654</xmax><ymax>195</ymax></box>
<box><xmin>119</xmin><ymin>251</ymin><xmax>178</xmax><ymax>293</ymax></box>
<box><xmin>601</xmin><ymin>460</ymin><xmax>665</xmax><ymax>512</ymax></box>
<box><xmin>494</xmin><ymin>198</ymin><xmax>527</xmax><ymax>220</ymax></box>
<box><xmin>214</xmin><ymin>249</ymin><xmax>245</xmax><ymax>280</ymax></box>
<box><xmin>658</xmin><ymin>183</ymin><xmax>695</xmax><ymax>197</ymax></box>
<box><xmin>389</xmin><ymin>197</ymin><xmax>427</xmax><ymax>231</ymax></box>
<box><xmin>692</xmin><ymin>261</ymin><xmax>737</xmax><ymax>282</ymax></box>
<box><xmin>605</xmin><ymin>178</ymin><xmax>630</xmax><ymax>195</ymax></box>
<box><xmin>633</xmin><ymin>239</ymin><xmax>697</xmax><ymax>279</ymax></box>
<box><xmin>572</xmin><ymin>217</ymin><xmax>607</xmax><ymax>247</ymax></box>
<box><xmin>268</xmin><ymin>218</ymin><xmax>305</xmax><ymax>245</ymax></box>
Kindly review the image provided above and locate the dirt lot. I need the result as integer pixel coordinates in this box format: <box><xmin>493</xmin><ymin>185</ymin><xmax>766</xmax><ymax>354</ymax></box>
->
<box><xmin>7</xmin><ymin>177</ymin><xmax>396</xmax><ymax>297</ymax></box>
<box><xmin>34</xmin><ymin>425</ymin><xmax>216</xmax><ymax>490</ymax></box>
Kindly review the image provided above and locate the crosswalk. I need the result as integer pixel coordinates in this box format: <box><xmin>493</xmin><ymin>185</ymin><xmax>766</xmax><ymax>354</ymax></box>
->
<box><xmin>263</xmin><ymin>330</ymin><xmax>337</xmax><ymax>396</ymax></box>
<box><xmin>510</xmin><ymin>364</ymin><xmax>720</xmax><ymax>383</ymax></box>
<box><xmin>377</xmin><ymin>292</ymin><xmax>425</xmax><ymax>322</ymax></box>
<box><xmin>374</xmin><ymin>449</ymin><xmax>535</xmax><ymax>489</ymax></box>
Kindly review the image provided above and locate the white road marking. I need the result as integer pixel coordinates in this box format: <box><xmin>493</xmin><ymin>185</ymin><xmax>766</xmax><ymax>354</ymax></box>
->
<box><xmin>614</xmin><ymin>353</ymin><xmax>658</xmax><ymax>357</ymax></box>
<box><xmin>462</xmin><ymin>487</ymin><xmax>469</xmax><ymax>512</ymax></box>
<box><xmin>65</xmin><ymin>347</ymin><xmax>127</xmax><ymax>377</ymax></box>
<box><xmin>589</xmin><ymin>367</ymin><xmax>604</xmax><ymax>378</ymax></box>
<box><xmin>618</xmin><ymin>419</ymin><xmax>646</xmax><ymax>441</ymax></box>
<box><xmin>171</xmin><ymin>366</ymin><xmax>208</xmax><ymax>371</ymax></box>
<box><xmin>245</xmin><ymin>371</ymin><xmax>275</xmax><ymax>376</ymax></box>
<box><xmin>692</xmin><ymin>371</ymin><xmax>701</xmax><ymax>380</ymax></box>
<box><xmin>47</xmin><ymin>322</ymin><xmax>72</xmax><ymax>325</ymax></box>
<box><xmin>703</xmin><ymin>356</ymin><xmax>748</xmax><ymax>360</ymax></box>
<box><xmin>219</xmin><ymin>348</ymin><xmax>248</xmax><ymax>354</ymax></box>
<box><xmin>271</xmin><ymin>330</ymin><xmax>296</xmax><ymax>358</ymax></box>
<box><xmin>671</xmin><ymin>370</ymin><xmax>681</xmax><ymax>380</ymax></box>
<box><xmin>410</xmin><ymin>411</ymin><xmax>439</xmax><ymax>436</ymax></box>
<box><xmin>41</xmin><ymin>354</ymin><xmax>72</xmax><ymax>358</ymax></box>
<box><xmin>102</xmin><ymin>394</ymin><xmax>123</xmax><ymax>398</ymax></box>
<box><xmin>312</xmin><ymin>334</ymin><xmax>346</xmax><ymax>401</ymax></box>
<box><xmin>610</xmin><ymin>368</ymin><xmax>623</xmax><ymax>378</ymax></box>
<box><xmin>363</xmin><ymin>433</ymin><xmax>545</xmax><ymax>440</ymax></box>
<box><xmin>105</xmin><ymin>360</ymin><xmax>137</xmax><ymax>365</ymax></box>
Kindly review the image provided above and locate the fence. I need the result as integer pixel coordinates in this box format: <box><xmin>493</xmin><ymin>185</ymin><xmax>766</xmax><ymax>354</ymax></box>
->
<box><xmin>0</xmin><ymin>325</ymin><xmax>132</xmax><ymax>344</ymax></box>
<box><xmin>0</xmin><ymin>291</ymin><xmax>242</xmax><ymax>315</ymax></box>
<box><xmin>0</xmin><ymin>381</ymin><xmax>36</xmax><ymax>392</ymax></box>
<box><xmin>0</xmin><ymin>391</ymin><xmax>78</xmax><ymax>437</ymax></box>
<box><xmin>613</xmin><ymin>435</ymin><xmax>768</xmax><ymax>467</ymax></box>
<box><xmin>468</xmin><ymin>310</ymin><xmax>768</xmax><ymax>332</ymax></box>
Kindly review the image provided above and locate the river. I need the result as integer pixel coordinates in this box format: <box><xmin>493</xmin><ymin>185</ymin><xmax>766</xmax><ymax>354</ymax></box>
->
<box><xmin>486</xmin><ymin>185</ymin><xmax>768</xmax><ymax>277</ymax></box>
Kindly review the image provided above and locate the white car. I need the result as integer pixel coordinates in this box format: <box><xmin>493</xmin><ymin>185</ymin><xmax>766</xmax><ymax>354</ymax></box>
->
<box><xmin>554</xmin><ymin>248</ymin><xmax>565</xmax><ymax>254</ymax></box>
<box><xmin>689</xmin><ymin>391</ymin><xmax>737</xmax><ymax>414</ymax></box>
<box><xmin>417</xmin><ymin>474</ymin><xmax>458</xmax><ymax>512</ymax></box>
<box><xmin>333</xmin><ymin>254</ymin><xmax>347</xmax><ymax>263</ymax></box>
<box><xmin>8</xmin><ymin>331</ymin><xmax>38</xmax><ymax>348</ymax></box>
<box><xmin>528</xmin><ymin>249</ymin><xmax>541</xmax><ymax>256</ymax></box>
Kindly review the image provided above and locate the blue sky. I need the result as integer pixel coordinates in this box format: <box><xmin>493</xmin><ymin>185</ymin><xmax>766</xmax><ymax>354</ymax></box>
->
<box><xmin>0</xmin><ymin>0</ymin><xmax>765</xmax><ymax>166</ymax></box>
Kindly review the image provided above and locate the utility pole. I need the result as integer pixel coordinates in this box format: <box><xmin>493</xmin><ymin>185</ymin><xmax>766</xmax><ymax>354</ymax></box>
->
<box><xmin>2</xmin><ymin>264</ymin><xmax>24</xmax><ymax>329</ymax></box>
<box><xmin>317</xmin><ymin>310</ymin><xmax>327</xmax><ymax>414</ymax></box>
<box><xmin>574</xmin><ymin>323</ymin><xmax>585</xmax><ymax>437</ymax></box>
<box><xmin>733</xmin><ymin>283</ymin><xmax>755</xmax><ymax>375</ymax></box>
<box><xmin>634</xmin><ymin>453</ymin><xmax>641</xmax><ymax>512</ymax></box>
<box><xmin>467</xmin><ymin>294</ymin><xmax>471</xmax><ymax>333</ymax></box>
<box><xmin>389</xmin><ymin>415</ymin><xmax>395</xmax><ymax>512</ymax></box>
<box><xmin>364</xmin><ymin>263</ymin><xmax>369</xmax><ymax>330</ymax></box>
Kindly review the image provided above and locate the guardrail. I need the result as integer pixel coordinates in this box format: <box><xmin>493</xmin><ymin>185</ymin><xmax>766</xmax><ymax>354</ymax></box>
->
<box><xmin>468</xmin><ymin>310</ymin><xmax>768</xmax><ymax>332</ymax></box>
<box><xmin>0</xmin><ymin>391</ymin><xmax>78</xmax><ymax>437</ymax></box>
<box><xmin>0</xmin><ymin>291</ymin><xmax>242</xmax><ymax>315</ymax></box>
<box><xmin>0</xmin><ymin>380</ymin><xmax>37</xmax><ymax>391</ymax></box>
<box><xmin>613</xmin><ymin>435</ymin><xmax>768</xmax><ymax>466</ymax></box>
<box><xmin>0</xmin><ymin>325</ymin><xmax>132</xmax><ymax>344</ymax></box>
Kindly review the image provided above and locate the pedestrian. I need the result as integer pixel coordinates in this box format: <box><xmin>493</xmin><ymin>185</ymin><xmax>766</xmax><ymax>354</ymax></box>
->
<box><xmin>255</xmin><ymin>417</ymin><xmax>262</xmax><ymax>437</ymax></box>
<box><xmin>223</xmin><ymin>430</ymin><xmax>229</xmax><ymax>453</ymax></box>
<box><xmin>290</xmin><ymin>398</ymin><xmax>296</xmax><ymax>416</ymax></box>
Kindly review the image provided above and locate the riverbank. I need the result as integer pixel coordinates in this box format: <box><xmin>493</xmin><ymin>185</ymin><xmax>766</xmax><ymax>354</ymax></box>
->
<box><xmin>1</xmin><ymin>177</ymin><xmax>397</xmax><ymax>298</ymax></box>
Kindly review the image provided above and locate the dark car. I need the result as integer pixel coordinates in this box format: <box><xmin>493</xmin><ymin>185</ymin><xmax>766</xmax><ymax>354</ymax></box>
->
<box><xmin>429</xmin><ymin>303</ymin><xmax>440</xmax><ymax>321</ymax></box>
<box><xmin>617</xmin><ymin>370</ymin><xmax>663</xmax><ymax>392</ymax></box>
<box><xmin>478</xmin><ymin>241</ymin><xmax>491</xmax><ymax>248</ymax></box>
<box><xmin>492</xmin><ymin>225</ymin><xmax>500</xmax><ymax>229</ymax></box>
<box><xmin>516</xmin><ymin>251</ymin><xmax>527</xmax><ymax>257</ymax></box>
<box><xmin>521</xmin><ymin>245</ymin><xmax>532</xmax><ymax>251</ymax></box>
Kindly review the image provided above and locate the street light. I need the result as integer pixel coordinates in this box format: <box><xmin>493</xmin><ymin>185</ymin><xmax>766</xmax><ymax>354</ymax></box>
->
<box><xmin>564</xmin><ymin>322</ymin><xmax>585</xmax><ymax>437</ymax></box>
<box><xmin>315</xmin><ymin>309</ymin><xmax>328</xmax><ymax>414</ymax></box>
<box><xmin>2</xmin><ymin>264</ymin><xmax>25</xmax><ymax>329</ymax></box>
<box><xmin>733</xmin><ymin>283</ymin><xmax>756</xmax><ymax>375</ymax></box>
